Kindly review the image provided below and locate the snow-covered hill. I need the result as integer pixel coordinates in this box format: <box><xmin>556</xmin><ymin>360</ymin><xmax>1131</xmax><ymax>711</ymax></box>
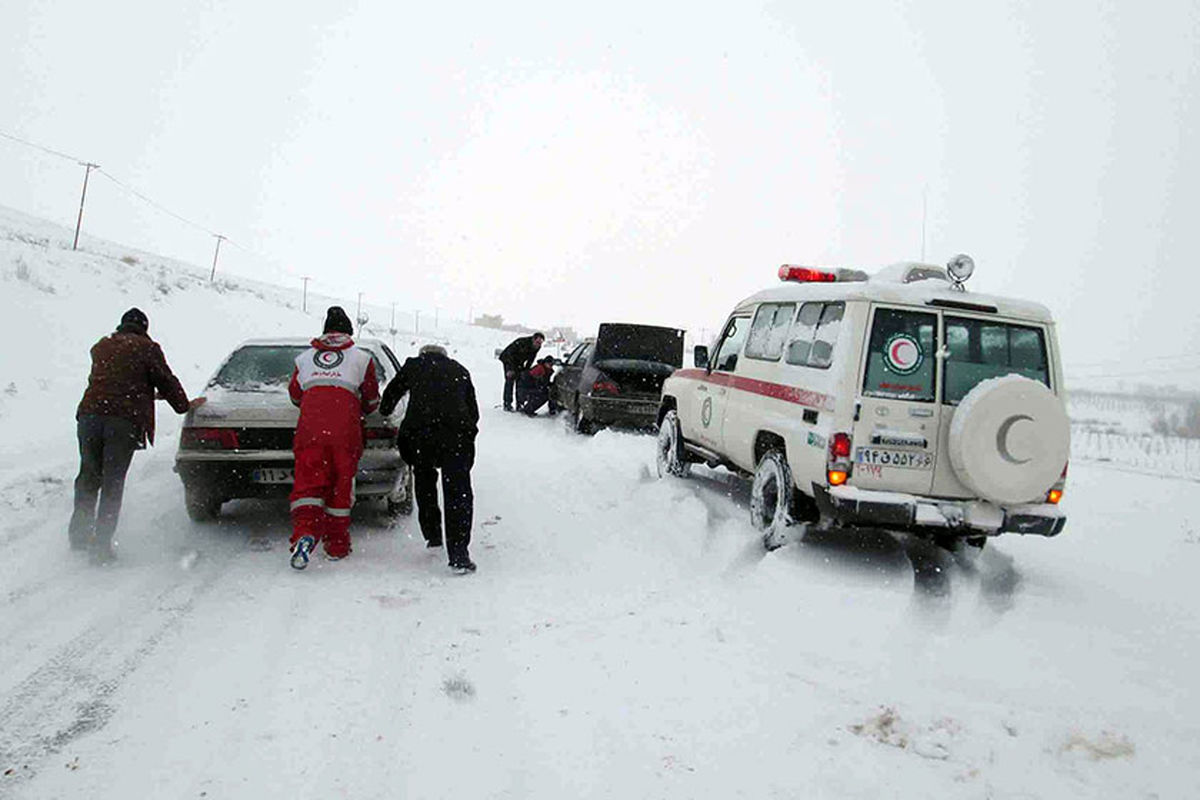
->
<box><xmin>0</xmin><ymin>206</ymin><xmax>1197</xmax><ymax>799</ymax></box>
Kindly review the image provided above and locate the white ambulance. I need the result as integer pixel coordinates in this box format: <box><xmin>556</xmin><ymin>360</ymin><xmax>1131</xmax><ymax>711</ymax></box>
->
<box><xmin>656</xmin><ymin>257</ymin><xmax>1069</xmax><ymax>550</ymax></box>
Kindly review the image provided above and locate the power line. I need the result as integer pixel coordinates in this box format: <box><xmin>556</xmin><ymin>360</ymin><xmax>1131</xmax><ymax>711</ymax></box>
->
<box><xmin>94</xmin><ymin>168</ymin><xmax>220</xmax><ymax>238</ymax></box>
<box><xmin>0</xmin><ymin>129</ymin><xmax>83</xmax><ymax>163</ymax></box>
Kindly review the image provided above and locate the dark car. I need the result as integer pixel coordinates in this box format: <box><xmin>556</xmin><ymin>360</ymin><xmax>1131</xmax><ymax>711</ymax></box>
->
<box><xmin>552</xmin><ymin>323</ymin><xmax>685</xmax><ymax>433</ymax></box>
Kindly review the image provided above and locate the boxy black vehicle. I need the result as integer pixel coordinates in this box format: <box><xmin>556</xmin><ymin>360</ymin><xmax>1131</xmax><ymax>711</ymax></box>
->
<box><xmin>553</xmin><ymin>323</ymin><xmax>685</xmax><ymax>433</ymax></box>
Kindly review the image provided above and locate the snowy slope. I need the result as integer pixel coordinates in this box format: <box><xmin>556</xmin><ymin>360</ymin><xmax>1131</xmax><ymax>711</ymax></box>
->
<box><xmin>1</xmin><ymin>208</ymin><xmax>1198</xmax><ymax>799</ymax></box>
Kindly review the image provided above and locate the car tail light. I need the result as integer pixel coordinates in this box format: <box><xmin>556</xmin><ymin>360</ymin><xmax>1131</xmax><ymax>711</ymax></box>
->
<box><xmin>181</xmin><ymin>428</ymin><xmax>239</xmax><ymax>450</ymax></box>
<box><xmin>1047</xmin><ymin>488</ymin><xmax>1063</xmax><ymax>504</ymax></box>
<box><xmin>829</xmin><ymin>433</ymin><xmax>852</xmax><ymax>461</ymax></box>
<box><xmin>592</xmin><ymin>378</ymin><xmax>620</xmax><ymax>396</ymax></box>
<box><xmin>828</xmin><ymin>469</ymin><xmax>848</xmax><ymax>486</ymax></box>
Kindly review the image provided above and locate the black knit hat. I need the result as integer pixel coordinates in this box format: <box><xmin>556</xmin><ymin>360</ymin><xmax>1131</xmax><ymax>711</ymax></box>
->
<box><xmin>323</xmin><ymin>306</ymin><xmax>354</xmax><ymax>335</ymax></box>
<box><xmin>120</xmin><ymin>307</ymin><xmax>149</xmax><ymax>333</ymax></box>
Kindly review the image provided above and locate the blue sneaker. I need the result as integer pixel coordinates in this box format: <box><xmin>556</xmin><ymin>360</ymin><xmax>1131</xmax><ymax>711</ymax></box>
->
<box><xmin>290</xmin><ymin>536</ymin><xmax>316</xmax><ymax>570</ymax></box>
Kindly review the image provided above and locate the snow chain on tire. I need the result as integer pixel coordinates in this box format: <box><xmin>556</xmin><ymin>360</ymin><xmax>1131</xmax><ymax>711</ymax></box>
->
<box><xmin>751</xmin><ymin>450</ymin><xmax>796</xmax><ymax>550</ymax></box>
<box><xmin>656</xmin><ymin>410</ymin><xmax>692</xmax><ymax>479</ymax></box>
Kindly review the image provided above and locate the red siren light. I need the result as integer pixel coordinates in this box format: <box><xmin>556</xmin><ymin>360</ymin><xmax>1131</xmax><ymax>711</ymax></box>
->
<box><xmin>779</xmin><ymin>264</ymin><xmax>837</xmax><ymax>283</ymax></box>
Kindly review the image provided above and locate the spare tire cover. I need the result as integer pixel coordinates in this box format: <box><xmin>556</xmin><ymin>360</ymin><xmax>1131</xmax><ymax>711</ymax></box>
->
<box><xmin>948</xmin><ymin>375</ymin><xmax>1069</xmax><ymax>505</ymax></box>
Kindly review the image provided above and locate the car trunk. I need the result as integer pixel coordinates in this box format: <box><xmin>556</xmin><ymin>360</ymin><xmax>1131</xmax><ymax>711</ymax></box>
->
<box><xmin>592</xmin><ymin>324</ymin><xmax>684</xmax><ymax>398</ymax></box>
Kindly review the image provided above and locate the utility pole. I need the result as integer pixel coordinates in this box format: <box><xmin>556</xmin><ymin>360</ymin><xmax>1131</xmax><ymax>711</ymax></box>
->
<box><xmin>414</xmin><ymin>310</ymin><xmax>420</xmax><ymax>336</ymax></box>
<box><xmin>389</xmin><ymin>302</ymin><xmax>397</xmax><ymax>350</ymax></box>
<box><xmin>72</xmin><ymin>162</ymin><xmax>99</xmax><ymax>251</ymax></box>
<box><xmin>435</xmin><ymin>307</ymin><xmax>440</xmax><ymax>331</ymax></box>
<box><xmin>209</xmin><ymin>234</ymin><xmax>226</xmax><ymax>282</ymax></box>
<box><xmin>301</xmin><ymin>277</ymin><xmax>310</xmax><ymax>313</ymax></box>
<box><xmin>357</xmin><ymin>292</ymin><xmax>363</xmax><ymax>324</ymax></box>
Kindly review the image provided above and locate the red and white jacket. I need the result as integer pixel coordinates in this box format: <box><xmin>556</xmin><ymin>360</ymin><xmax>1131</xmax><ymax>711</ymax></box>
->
<box><xmin>288</xmin><ymin>334</ymin><xmax>380</xmax><ymax>451</ymax></box>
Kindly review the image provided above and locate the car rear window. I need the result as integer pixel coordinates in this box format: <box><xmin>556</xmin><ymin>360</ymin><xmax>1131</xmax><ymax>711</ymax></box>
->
<box><xmin>943</xmin><ymin>317</ymin><xmax>1050</xmax><ymax>404</ymax></box>
<box><xmin>212</xmin><ymin>346</ymin><xmax>307</xmax><ymax>389</ymax></box>
<box><xmin>862</xmin><ymin>308</ymin><xmax>938</xmax><ymax>402</ymax></box>
<box><xmin>593</xmin><ymin>324</ymin><xmax>684</xmax><ymax>367</ymax></box>
<box><xmin>210</xmin><ymin>345</ymin><xmax>389</xmax><ymax>390</ymax></box>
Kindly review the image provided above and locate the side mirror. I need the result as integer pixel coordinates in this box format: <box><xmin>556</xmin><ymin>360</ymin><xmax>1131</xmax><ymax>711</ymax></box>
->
<box><xmin>693</xmin><ymin>345</ymin><xmax>709</xmax><ymax>369</ymax></box>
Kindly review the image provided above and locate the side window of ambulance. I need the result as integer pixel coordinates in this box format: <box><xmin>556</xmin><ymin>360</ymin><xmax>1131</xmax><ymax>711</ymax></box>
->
<box><xmin>745</xmin><ymin>303</ymin><xmax>795</xmax><ymax>361</ymax></box>
<box><xmin>786</xmin><ymin>302</ymin><xmax>844</xmax><ymax>369</ymax></box>
<box><xmin>862</xmin><ymin>308</ymin><xmax>937</xmax><ymax>402</ymax></box>
<box><xmin>713</xmin><ymin>317</ymin><xmax>751</xmax><ymax>372</ymax></box>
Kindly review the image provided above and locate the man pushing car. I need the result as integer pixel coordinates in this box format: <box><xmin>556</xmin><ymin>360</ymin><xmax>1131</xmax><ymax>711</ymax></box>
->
<box><xmin>287</xmin><ymin>306</ymin><xmax>380</xmax><ymax>569</ymax></box>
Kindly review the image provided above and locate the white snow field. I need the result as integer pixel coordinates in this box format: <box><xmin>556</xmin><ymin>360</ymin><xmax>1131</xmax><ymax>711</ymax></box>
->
<box><xmin>1</xmin><ymin>206</ymin><xmax>1198</xmax><ymax>799</ymax></box>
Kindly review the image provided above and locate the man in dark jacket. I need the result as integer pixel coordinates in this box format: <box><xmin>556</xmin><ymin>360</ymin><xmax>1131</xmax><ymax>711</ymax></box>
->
<box><xmin>70</xmin><ymin>308</ymin><xmax>202</xmax><ymax>563</ymax></box>
<box><xmin>518</xmin><ymin>356</ymin><xmax>559</xmax><ymax>416</ymax></box>
<box><xmin>498</xmin><ymin>332</ymin><xmax>544</xmax><ymax>411</ymax></box>
<box><xmin>380</xmin><ymin>344</ymin><xmax>480</xmax><ymax>573</ymax></box>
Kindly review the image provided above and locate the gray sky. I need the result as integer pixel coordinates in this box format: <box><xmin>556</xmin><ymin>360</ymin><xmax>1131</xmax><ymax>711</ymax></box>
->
<box><xmin>2</xmin><ymin>0</ymin><xmax>1198</xmax><ymax>388</ymax></box>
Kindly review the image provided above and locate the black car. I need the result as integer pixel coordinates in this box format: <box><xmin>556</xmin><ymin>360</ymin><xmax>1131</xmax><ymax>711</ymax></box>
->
<box><xmin>552</xmin><ymin>323</ymin><xmax>685</xmax><ymax>433</ymax></box>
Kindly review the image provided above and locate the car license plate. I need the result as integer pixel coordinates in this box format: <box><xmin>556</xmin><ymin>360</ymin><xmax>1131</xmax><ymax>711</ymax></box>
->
<box><xmin>854</xmin><ymin>448</ymin><xmax>933</xmax><ymax>470</ymax></box>
<box><xmin>251</xmin><ymin>468</ymin><xmax>294</xmax><ymax>484</ymax></box>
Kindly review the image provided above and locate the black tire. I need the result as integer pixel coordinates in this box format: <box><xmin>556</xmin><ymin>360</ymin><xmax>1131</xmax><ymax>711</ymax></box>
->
<box><xmin>184</xmin><ymin>486</ymin><xmax>222</xmax><ymax>522</ymax></box>
<box><xmin>572</xmin><ymin>395</ymin><xmax>594</xmax><ymax>435</ymax></box>
<box><xmin>751</xmin><ymin>449</ymin><xmax>798</xmax><ymax>550</ymax></box>
<box><xmin>656</xmin><ymin>410</ymin><xmax>692</xmax><ymax>478</ymax></box>
<box><xmin>386</xmin><ymin>466</ymin><xmax>415</xmax><ymax>517</ymax></box>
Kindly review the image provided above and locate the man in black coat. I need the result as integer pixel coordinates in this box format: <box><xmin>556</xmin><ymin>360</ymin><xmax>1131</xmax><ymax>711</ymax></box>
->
<box><xmin>380</xmin><ymin>344</ymin><xmax>480</xmax><ymax>573</ymax></box>
<box><xmin>498</xmin><ymin>332</ymin><xmax>544</xmax><ymax>411</ymax></box>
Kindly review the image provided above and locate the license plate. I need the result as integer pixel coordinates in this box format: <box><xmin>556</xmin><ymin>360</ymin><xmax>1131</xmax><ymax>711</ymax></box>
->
<box><xmin>251</xmin><ymin>468</ymin><xmax>294</xmax><ymax>484</ymax></box>
<box><xmin>854</xmin><ymin>448</ymin><xmax>933</xmax><ymax>470</ymax></box>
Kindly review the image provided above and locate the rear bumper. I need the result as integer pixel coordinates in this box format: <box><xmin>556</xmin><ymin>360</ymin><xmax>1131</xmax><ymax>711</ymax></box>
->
<box><xmin>174</xmin><ymin>448</ymin><xmax>405</xmax><ymax>500</ymax></box>
<box><xmin>813</xmin><ymin>484</ymin><xmax>1066</xmax><ymax>537</ymax></box>
<box><xmin>580</xmin><ymin>395</ymin><xmax>660</xmax><ymax>428</ymax></box>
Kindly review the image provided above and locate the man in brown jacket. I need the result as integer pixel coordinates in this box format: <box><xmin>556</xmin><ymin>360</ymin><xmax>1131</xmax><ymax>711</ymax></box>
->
<box><xmin>70</xmin><ymin>308</ymin><xmax>202</xmax><ymax>563</ymax></box>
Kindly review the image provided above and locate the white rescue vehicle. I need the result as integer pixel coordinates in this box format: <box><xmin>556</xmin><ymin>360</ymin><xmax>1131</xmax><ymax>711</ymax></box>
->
<box><xmin>656</xmin><ymin>257</ymin><xmax>1069</xmax><ymax>550</ymax></box>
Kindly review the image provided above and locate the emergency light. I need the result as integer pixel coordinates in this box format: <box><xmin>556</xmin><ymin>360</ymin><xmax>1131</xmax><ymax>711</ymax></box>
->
<box><xmin>778</xmin><ymin>265</ymin><xmax>870</xmax><ymax>283</ymax></box>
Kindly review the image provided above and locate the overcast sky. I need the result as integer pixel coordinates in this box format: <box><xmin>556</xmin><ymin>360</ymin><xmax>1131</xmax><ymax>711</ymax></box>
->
<box><xmin>2</xmin><ymin>0</ymin><xmax>1198</xmax><ymax>387</ymax></box>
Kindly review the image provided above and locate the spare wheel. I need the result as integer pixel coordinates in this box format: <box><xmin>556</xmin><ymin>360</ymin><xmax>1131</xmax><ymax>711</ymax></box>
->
<box><xmin>948</xmin><ymin>375</ymin><xmax>1069</xmax><ymax>505</ymax></box>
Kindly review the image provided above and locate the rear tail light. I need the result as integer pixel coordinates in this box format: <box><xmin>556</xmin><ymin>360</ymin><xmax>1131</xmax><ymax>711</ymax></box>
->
<box><xmin>181</xmin><ymin>428</ymin><xmax>239</xmax><ymax>450</ymax></box>
<box><xmin>827</xmin><ymin>432</ymin><xmax>853</xmax><ymax>486</ymax></box>
<box><xmin>591</xmin><ymin>378</ymin><xmax>620</xmax><ymax>396</ymax></box>
<box><xmin>1046</xmin><ymin>461</ymin><xmax>1067</xmax><ymax>503</ymax></box>
<box><xmin>365</xmin><ymin>426</ymin><xmax>398</xmax><ymax>440</ymax></box>
<box><xmin>1046</xmin><ymin>488</ymin><xmax>1063</xmax><ymax>504</ymax></box>
<box><xmin>829</xmin><ymin>433</ymin><xmax>852</xmax><ymax>461</ymax></box>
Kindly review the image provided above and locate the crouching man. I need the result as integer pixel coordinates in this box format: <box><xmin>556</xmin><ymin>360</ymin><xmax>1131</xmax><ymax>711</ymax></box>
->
<box><xmin>518</xmin><ymin>356</ymin><xmax>559</xmax><ymax>416</ymax></box>
<box><xmin>287</xmin><ymin>307</ymin><xmax>379</xmax><ymax>569</ymax></box>
<box><xmin>380</xmin><ymin>344</ymin><xmax>480</xmax><ymax>574</ymax></box>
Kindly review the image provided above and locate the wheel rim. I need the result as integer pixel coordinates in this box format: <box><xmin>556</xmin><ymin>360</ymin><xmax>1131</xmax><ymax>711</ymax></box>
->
<box><xmin>751</xmin><ymin>460</ymin><xmax>783</xmax><ymax>531</ymax></box>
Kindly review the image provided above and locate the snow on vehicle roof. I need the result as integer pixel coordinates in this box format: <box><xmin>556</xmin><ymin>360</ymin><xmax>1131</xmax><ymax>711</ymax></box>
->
<box><xmin>737</xmin><ymin>262</ymin><xmax>1055</xmax><ymax>323</ymax></box>
<box><xmin>235</xmin><ymin>336</ymin><xmax>389</xmax><ymax>349</ymax></box>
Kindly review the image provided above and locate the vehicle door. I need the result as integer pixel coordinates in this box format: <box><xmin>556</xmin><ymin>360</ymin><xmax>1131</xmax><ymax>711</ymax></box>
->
<box><xmin>554</xmin><ymin>342</ymin><xmax>591</xmax><ymax>412</ymax></box>
<box><xmin>853</xmin><ymin>306</ymin><xmax>941</xmax><ymax>494</ymax></box>
<box><xmin>689</xmin><ymin>315</ymin><xmax>751</xmax><ymax>451</ymax></box>
<box><xmin>931</xmin><ymin>314</ymin><xmax>1055</xmax><ymax>497</ymax></box>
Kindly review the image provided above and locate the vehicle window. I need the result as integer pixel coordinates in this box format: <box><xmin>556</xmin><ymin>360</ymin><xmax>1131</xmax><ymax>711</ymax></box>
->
<box><xmin>210</xmin><ymin>346</ymin><xmax>307</xmax><ymax>389</ymax></box>
<box><xmin>745</xmin><ymin>303</ymin><xmax>795</xmax><ymax>361</ymax></box>
<box><xmin>862</xmin><ymin>308</ymin><xmax>937</xmax><ymax>402</ymax></box>
<box><xmin>786</xmin><ymin>302</ymin><xmax>844</xmax><ymax>369</ymax></box>
<box><xmin>366</xmin><ymin>352</ymin><xmax>388</xmax><ymax>385</ymax></box>
<box><xmin>713</xmin><ymin>317</ymin><xmax>751</xmax><ymax>372</ymax></box>
<box><xmin>380</xmin><ymin>344</ymin><xmax>402</xmax><ymax>374</ymax></box>
<box><xmin>943</xmin><ymin>317</ymin><xmax>1050</xmax><ymax>404</ymax></box>
<box><xmin>565</xmin><ymin>343</ymin><xmax>586</xmax><ymax>366</ymax></box>
<box><xmin>573</xmin><ymin>343</ymin><xmax>593</xmax><ymax>366</ymax></box>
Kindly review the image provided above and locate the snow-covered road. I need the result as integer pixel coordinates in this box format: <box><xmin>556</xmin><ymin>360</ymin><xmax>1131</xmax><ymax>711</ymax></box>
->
<box><xmin>2</xmin><ymin>207</ymin><xmax>1198</xmax><ymax>798</ymax></box>
<box><xmin>2</xmin><ymin>393</ymin><xmax>1198</xmax><ymax>798</ymax></box>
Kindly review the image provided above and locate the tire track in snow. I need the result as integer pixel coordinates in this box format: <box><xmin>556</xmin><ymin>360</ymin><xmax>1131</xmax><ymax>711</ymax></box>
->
<box><xmin>0</xmin><ymin>563</ymin><xmax>225</xmax><ymax>795</ymax></box>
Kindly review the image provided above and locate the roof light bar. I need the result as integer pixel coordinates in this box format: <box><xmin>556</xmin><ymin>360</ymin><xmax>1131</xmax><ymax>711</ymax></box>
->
<box><xmin>779</xmin><ymin>265</ymin><xmax>836</xmax><ymax>283</ymax></box>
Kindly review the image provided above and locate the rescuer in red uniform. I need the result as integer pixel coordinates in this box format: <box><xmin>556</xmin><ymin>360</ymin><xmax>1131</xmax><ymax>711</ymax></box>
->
<box><xmin>286</xmin><ymin>307</ymin><xmax>380</xmax><ymax>569</ymax></box>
